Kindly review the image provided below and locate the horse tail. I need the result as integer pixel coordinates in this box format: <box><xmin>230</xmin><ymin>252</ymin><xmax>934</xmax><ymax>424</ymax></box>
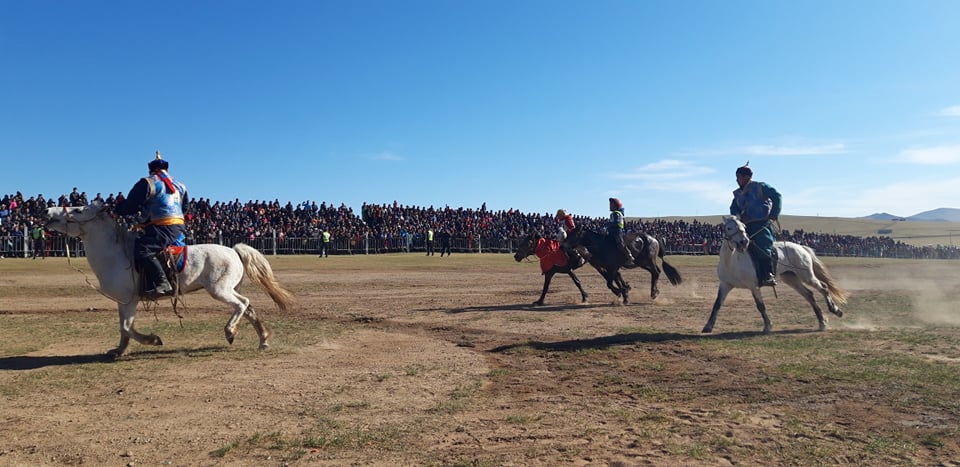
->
<box><xmin>657</xmin><ymin>237</ymin><xmax>683</xmax><ymax>286</ymax></box>
<box><xmin>233</xmin><ymin>243</ymin><xmax>296</xmax><ymax>312</ymax></box>
<box><xmin>809</xmin><ymin>249</ymin><xmax>849</xmax><ymax>305</ymax></box>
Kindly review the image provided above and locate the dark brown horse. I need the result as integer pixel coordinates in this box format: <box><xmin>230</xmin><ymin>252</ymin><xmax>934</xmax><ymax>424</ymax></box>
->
<box><xmin>565</xmin><ymin>225</ymin><xmax>682</xmax><ymax>300</ymax></box>
<box><xmin>513</xmin><ymin>232</ymin><xmax>594</xmax><ymax>306</ymax></box>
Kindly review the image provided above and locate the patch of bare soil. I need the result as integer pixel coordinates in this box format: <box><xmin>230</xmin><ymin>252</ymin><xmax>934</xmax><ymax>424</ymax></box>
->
<box><xmin>1</xmin><ymin>255</ymin><xmax>959</xmax><ymax>466</ymax></box>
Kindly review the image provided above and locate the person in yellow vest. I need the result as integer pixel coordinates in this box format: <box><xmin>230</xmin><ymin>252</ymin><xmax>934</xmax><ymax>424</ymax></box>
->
<box><xmin>320</xmin><ymin>229</ymin><xmax>331</xmax><ymax>258</ymax></box>
<box><xmin>30</xmin><ymin>224</ymin><xmax>46</xmax><ymax>259</ymax></box>
<box><xmin>425</xmin><ymin>228</ymin><xmax>435</xmax><ymax>256</ymax></box>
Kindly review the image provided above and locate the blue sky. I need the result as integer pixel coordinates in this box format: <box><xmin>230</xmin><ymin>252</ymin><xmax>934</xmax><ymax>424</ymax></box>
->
<box><xmin>2</xmin><ymin>1</ymin><xmax>959</xmax><ymax>219</ymax></box>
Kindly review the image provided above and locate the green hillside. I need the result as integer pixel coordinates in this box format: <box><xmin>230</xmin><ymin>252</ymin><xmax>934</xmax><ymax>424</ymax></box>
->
<box><xmin>636</xmin><ymin>215</ymin><xmax>960</xmax><ymax>247</ymax></box>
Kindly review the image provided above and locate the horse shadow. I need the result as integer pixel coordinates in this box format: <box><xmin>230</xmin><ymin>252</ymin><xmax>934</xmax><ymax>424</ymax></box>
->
<box><xmin>488</xmin><ymin>328</ymin><xmax>813</xmax><ymax>353</ymax></box>
<box><xmin>0</xmin><ymin>346</ymin><xmax>228</xmax><ymax>370</ymax></box>
<box><xmin>442</xmin><ymin>303</ymin><xmax>599</xmax><ymax>314</ymax></box>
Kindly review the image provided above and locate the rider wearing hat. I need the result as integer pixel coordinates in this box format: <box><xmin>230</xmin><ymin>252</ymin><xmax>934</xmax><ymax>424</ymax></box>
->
<box><xmin>608</xmin><ymin>198</ymin><xmax>635</xmax><ymax>266</ymax></box>
<box><xmin>730</xmin><ymin>163</ymin><xmax>781</xmax><ymax>287</ymax></box>
<box><xmin>116</xmin><ymin>150</ymin><xmax>189</xmax><ymax>299</ymax></box>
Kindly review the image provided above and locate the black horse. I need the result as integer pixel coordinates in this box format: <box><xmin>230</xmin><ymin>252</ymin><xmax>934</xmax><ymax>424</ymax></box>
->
<box><xmin>513</xmin><ymin>232</ymin><xmax>593</xmax><ymax>306</ymax></box>
<box><xmin>565</xmin><ymin>225</ymin><xmax>682</xmax><ymax>301</ymax></box>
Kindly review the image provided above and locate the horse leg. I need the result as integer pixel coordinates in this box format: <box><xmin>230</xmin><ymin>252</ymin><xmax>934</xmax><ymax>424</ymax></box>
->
<box><xmin>780</xmin><ymin>271</ymin><xmax>827</xmax><ymax>331</ymax></box>
<box><xmin>110</xmin><ymin>301</ymin><xmax>162</xmax><ymax>359</ymax></box>
<box><xmin>214</xmin><ymin>288</ymin><xmax>272</xmax><ymax>350</ymax></box>
<box><xmin>703</xmin><ymin>283</ymin><xmax>733</xmax><ymax>333</ymax></box>
<box><xmin>212</xmin><ymin>289</ymin><xmax>250</xmax><ymax>346</ymax></box>
<box><xmin>242</xmin><ymin>304</ymin><xmax>271</xmax><ymax>350</ymax></box>
<box><xmin>567</xmin><ymin>270</ymin><xmax>589</xmax><ymax>303</ymax></box>
<box><xmin>612</xmin><ymin>271</ymin><xmax>630</xmax><ymax>304</ymax></box>
<box><xmin>599</xmin><ymin>269</ymin><xmax>621</xmax><ymax>298</ymax></box>
<box><xmin>534</xmin><ymin>271</ymin><xmax>555</xmax><ymax>306</ymax></box>
<box><xmin>750</xmin><ymin>288</ymin><xmax>773</xmax><ymax>334</ymax></box>
<box><xmin>620</xmin><ymin>273</ymin><xmax>631</xmax><ymax>304</ymax></box>
<box><xmin>640</xmin><ymin>262</ymin><xmax>660</xmax><ymax>300</ymax></box>
<box><xmin>812</xmin><ymin>278</ymin><xmax>844</xmax><ymax>318</ymax></box>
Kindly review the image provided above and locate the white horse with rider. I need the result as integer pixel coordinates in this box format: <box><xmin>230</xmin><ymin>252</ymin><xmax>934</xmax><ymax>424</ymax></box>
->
<box><xmin>45</xmin><ymin>203</ymin><xmax>295</xmax><ymax>359</ymax></box>
<box><xmin>703</xmin><ymin>215</ymin><xmax>848</xmax><ymax>334</ymax></box>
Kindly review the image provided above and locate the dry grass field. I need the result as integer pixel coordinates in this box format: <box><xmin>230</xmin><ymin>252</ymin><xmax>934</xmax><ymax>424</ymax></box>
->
<box><xmin>1</xmin><ymin>252</ymin><xmax>959</xmax><ymax>466</ymax></box>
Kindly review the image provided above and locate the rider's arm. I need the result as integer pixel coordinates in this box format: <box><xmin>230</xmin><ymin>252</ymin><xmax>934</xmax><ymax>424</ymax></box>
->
<box><xmin>762</xmin><ymin>182</ymin><xmax>782</xmax><ymax>219</ymax></box>
<box><xmin>115</xmin><ymin>179</ymin><xmax>150</xmax><ymax>216</ymax></box>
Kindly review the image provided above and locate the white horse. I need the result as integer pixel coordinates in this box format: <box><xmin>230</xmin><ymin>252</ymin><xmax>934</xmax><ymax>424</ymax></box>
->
<box><xmin>703</xmin><ymin>215</ymin><xmax>848</xmax><ymax>334</ymax></box>
<box><xmin>45</xmin><ymin>204</ymin><xmax>295</xmax><ymax>359</ymax></box>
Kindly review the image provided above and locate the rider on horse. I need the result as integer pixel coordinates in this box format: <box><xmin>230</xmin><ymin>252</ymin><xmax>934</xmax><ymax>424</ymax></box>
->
<box><xmin>115</xmin><ymin>150</ymin><xmax>189</xmax><ymax>299</ymax></box>
<box><xmin>730</xmin><ymin>163</ymin><xmax>781</xmax><ymax>287</ymax></box>
<box><xmin>608</xmin><ymin>198</ymin><xmax>635</xmax><ymax>266</ymax></box>
<box><xmin>555</xmin><ymin>209</ymin><xmax>585</xmax><ymax>268</ymax></box>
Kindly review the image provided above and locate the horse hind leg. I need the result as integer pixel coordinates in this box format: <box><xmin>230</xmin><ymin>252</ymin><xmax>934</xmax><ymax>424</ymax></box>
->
<box><xmin>780</xmin><ymin>271</ymin><xmax>827</xmax><ymax>331</ymax></box>
<box><xmin>211</xmin><ymin>288</ymin><xmax>254</xmax><ymax>347</ymax></box>
<box><xmin>243</xmin><ymin>304</ymin><xmax>271</xmax><ymax>350</ymax></box>
<box><xmin>216</xmin><ymin>288</ymin><xmax>271</xmax><ymax>350</ymax></box>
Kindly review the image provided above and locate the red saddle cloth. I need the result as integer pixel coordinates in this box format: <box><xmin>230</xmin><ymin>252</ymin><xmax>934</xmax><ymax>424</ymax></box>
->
<box><xmin>534</xmin><ymin>237</ymin><xmax>568</xmax><ymax>274</ymax></box>
<box><xmin>163</xmin><ymin>245</ymin><xmax>188</xmax><ymax>272</ymax></box>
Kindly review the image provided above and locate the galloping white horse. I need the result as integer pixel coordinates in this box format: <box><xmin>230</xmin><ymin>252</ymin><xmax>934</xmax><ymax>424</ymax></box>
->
<box><xmin>703</xmin><ymin>215</ymin><xmax>848</xmax><ymax>334</ymax></box>
<box><xmin>45</xmin><ymin>204</ymin><xmax>295</xmax><ymax>359</ymax></box>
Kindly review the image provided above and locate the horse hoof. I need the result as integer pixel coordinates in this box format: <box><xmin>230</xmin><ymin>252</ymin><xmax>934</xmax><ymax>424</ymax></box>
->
<box><xmin>259</xmin><ymin>343</ymin><xmax>270</xmax><ymax>351</ymax></box>
<box><xmin>106</xmin><ymin>349</ymin><xmax>123</xmax><ymax>360</ymax></box>
<box><xmin>701</xmin><ymin>327</ymin><xmax>713</xmax><ymax>334</ymax></box>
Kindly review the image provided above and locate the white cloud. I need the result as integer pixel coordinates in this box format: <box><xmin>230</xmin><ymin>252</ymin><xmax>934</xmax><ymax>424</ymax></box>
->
<box><xmin>838</xmin><ymin>178</ymin><xmax>960</xmax><ymax>217</ymax></box>
<box><xmin>610</xmin><ymin>159</ymin><xmax>730</xmax><ymax>210</ymax></box>
<box><xmin>676</xmin><ymin>142</ymin><xmax>847</xmax><ymax>157</ymax></box>
<box><xmin>610</xmin><ymin>159</ymin><xmax>714</xmax><ymax>180</ymax></box>
<box><xmin>939</xmin><ymin>105</ymin><xmax>960</xmax><ymax>117</ymax></box>
<box><xmin>899</xmin><ymin>145</ymin><xmax>960</xmax><ymax>164</ymax></box>
<box><xmin>742</xmin><ymin>143</ymin><xmax>846</xmax><ymax>156</ymax></box>
<box><xmin>371</xmin><ymin>151</ymin><xmax>404</xmax><ymax>161</ymax></box>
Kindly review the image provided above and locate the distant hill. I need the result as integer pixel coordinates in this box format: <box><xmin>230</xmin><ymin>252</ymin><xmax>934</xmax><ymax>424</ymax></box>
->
<box><xmin>642</xmin><ymin>213</ymin><xmax>960</xmax><ymax>247</ymax></box>
<box><xmin>863</xmin><ymin>212</ymin><xmax>904</xmax><ymax>221</ymax></box>
<box><xmin>908</xmin><ymin>208</ymin><xmax>960</xmax><ymax>222</ymax></box>
<box><xmin>862</xmin><ymin>208</ymin><xmax>960</xmax><ymax>222</ymax></box>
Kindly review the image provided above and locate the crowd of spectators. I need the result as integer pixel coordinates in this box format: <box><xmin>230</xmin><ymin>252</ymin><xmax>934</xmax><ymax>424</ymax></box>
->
<box><xmin>3</xmin><ymin>190</ymin><xmax>960</xmax><ymax>260</ymax></box>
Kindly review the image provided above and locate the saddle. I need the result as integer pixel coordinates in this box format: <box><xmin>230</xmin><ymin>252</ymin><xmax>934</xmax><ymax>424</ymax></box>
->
<box><xmin>137</xmin><ymin>245</ymin><xmax>188</xmax><ymax>299</ymax></box>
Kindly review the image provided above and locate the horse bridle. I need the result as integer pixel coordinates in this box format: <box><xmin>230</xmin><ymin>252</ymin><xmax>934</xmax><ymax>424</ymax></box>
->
<box><xmin>722</xmin><ymin>219</ymin><xmax>751</xmax><ymax>251</ymax></box>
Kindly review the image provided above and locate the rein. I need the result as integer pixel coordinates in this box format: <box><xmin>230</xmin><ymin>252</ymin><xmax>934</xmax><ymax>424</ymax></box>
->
<box><xmin>59</xmin><ymin>207</ymin><xmax>139</xmax><ymax>306</ymax></box>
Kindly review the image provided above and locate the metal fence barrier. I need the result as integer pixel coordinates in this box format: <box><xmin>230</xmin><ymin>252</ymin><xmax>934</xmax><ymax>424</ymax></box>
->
<box><xmin>3</xmin><ymin>232</ymin><xmax>956</xmax><ymax>260</ymax></box>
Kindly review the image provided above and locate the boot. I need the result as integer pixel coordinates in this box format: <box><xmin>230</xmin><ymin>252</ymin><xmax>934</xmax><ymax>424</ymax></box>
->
<box><xmin>758</xmin><ymin>257</ymin><xmax>777</xmax><ymax>287</ymax></box>
<box><xmin>141</xmin><ymin>255</ymin><xmax>174</xmax><ymax>299</ymax></box>
<box><xmin>565</xmin><ymin>247</ymin><xmax>585</xmax><ymax>268</ymax></box>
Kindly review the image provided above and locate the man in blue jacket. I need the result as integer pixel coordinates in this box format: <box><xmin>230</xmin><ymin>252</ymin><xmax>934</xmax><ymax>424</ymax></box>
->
<box><xmin>116</xmin><ymin>151</ymin><xmax>189</xmax><ymax>299</ymax></box>
<box><xmin>730</xmin><ymin>164</ymin><xmax>781</xmax><ymax>287</ymax></box>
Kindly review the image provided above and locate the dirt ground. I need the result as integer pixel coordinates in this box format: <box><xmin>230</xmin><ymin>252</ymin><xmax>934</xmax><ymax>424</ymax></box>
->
<box><xmin>1</xmin><ymin>254</ymin><xmax>959</xmax><ymax>466</ymax></box>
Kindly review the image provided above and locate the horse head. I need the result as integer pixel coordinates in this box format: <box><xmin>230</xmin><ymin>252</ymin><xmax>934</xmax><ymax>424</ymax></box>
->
<box><xmin>564</xmin><ymin>225</ymin><xmax>584</xmax><ymax>247</ymax></box>
<box><xmin>46</xmin><ymin>205</ymin><xmax>94</xmax><ymax>237</ymax></box>
<box><xmin>721</xmin><ymin>215</ymin><xmax>750</xmax><ymax>252</ymax></box>
<box><xmin>45</xmin><ymin>203</ymin><xmax>116</xmax><ymax>239</ymax></box>
<box><xmin>513</xmin><ymin>231</ymin><xmax>541</xmax><ymax>262</ymax></box>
